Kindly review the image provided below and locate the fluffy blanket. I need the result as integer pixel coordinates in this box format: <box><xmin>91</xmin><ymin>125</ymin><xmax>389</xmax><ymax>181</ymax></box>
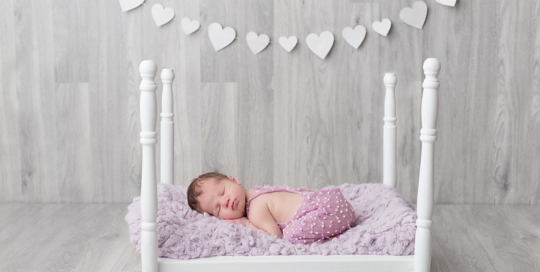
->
<box><xmin>125</xmin><ymin>183</ymin><xmax>417</xmax><ymax>260</ymax></box>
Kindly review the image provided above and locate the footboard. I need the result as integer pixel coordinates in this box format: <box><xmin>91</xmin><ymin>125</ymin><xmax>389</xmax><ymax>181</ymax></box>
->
<box><xmin>138</xmin><ymin>60</ymin><xmax>178</xmax><ymax>272</ymax></box>
<box><xmin>382</xmin><ymin>59</ymin><xmax>441</xmax><ymax>272</ymax></box>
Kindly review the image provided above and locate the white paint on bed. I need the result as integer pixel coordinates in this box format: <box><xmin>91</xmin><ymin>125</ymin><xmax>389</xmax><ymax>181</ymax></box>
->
<box><xmin>383</xmin><ymin>73</ymin><xmax>398</xmax><ymax>189</ymax></box>
<box><xmin>140</xmin><ymin>58</ymin><xmax>442</xmax><ymax>271</ymax></box>
<box><xmin>160</xmin><ymin>69</ymin><xmax>175</xmax><ymax>185</ymax></box>
<box><xmin>158</xmin><ymin>255</ymin><xmax>415</xmax><ymax>272</ymax></box>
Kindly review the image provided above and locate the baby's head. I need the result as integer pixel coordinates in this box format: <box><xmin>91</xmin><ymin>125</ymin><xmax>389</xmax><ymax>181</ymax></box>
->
<box><xmin>187</xmin><ymin>172</ymin><xmax>247</xmax><ymax>220</ymax></box>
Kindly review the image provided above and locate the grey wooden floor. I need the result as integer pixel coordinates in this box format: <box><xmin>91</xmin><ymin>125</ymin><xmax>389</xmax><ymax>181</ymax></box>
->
<box><xmin>0</xmin><ymin>204</ymin><xmax>538</xmax><ymax>272</ymax></box>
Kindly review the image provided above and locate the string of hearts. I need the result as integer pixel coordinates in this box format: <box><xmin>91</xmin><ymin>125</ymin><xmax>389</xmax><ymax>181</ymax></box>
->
<box><xmin>120</xmin><ymin>0</ymin><xmax>457</xmax><ymax>60</ymax></box>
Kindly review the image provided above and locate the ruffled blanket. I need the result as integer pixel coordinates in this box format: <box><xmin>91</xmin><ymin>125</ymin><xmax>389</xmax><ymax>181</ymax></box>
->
<box><xmin>125</xmin><ymin>183</ymin><xmax>417</xmax><ymax>260</ymax></box>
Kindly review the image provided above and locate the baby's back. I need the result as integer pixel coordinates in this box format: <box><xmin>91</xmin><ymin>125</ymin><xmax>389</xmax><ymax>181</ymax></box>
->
<box><xmin>247</xmin><ymin>186</ymin><xmax>356</xmax><ymax>244</ymax></box>
<box><xmin>249</xmin><ymin>191</ymin><xmax>304</xmax><ymax>224</ymax></box>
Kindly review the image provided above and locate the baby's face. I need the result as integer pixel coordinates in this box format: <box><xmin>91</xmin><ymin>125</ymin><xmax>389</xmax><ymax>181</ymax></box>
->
<box><xmin>197</xmin><ymin>177</ymin><xmax>246</xmax><ymax>220</ymax></box>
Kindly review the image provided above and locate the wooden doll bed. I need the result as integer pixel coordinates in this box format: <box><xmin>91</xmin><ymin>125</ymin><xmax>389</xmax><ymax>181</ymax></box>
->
<box><xmin>137</xmin><ymin>58</ymin><xmax>441</xmax><ymax>272</ymax></box>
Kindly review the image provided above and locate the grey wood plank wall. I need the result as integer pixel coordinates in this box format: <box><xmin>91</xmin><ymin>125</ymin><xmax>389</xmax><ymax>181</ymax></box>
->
<box><xmin>0</xmin><ymin>0</ymin><xmax>539</xmax><ymax>204</ymax></box>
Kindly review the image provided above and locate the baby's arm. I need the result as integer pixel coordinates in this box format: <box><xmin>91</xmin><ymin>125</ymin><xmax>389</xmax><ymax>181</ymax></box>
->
<box><xmin>225</xmin><ymin>217</ymin><xmax>270</xmax><ymax>234</ymax></box>
<box><xmin>247</xmin><ymin>201</ymin><xmax>283</xmax><ymax>238</ymax></box>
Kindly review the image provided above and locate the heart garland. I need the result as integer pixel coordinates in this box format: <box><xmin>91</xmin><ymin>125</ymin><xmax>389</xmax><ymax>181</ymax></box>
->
<box><xmin>372</xmin><ymin>19</ymin><xmax>392</xmax><ymax>36</ymax></box>
<box><xmin>400</xmin><ymin>1</ymin><xmax>428</xmax><ymax>30</ymax></box>
<box><xmin>306</xmin><ymin>31</ymin><xmax>335</xmax><ymax>59</ymax></box>
<box><xmin>278</xmin><ymin>36</ymin><xmax>298</xmax><ymax>52</ymax></box>
<box><xmin>151</xmin><ymin>4</ymin><xmax>175</xmax><ymax>27</ymax></box>
<box><xmin>119</xmin><ymin>0</ymin><xmax>145</xmax><ymax>12</ymax></box>
<box><xmin>208</xmin><ymin>22</ymin><xmax>236</xmax><ymax>51</ymax></box>
<box><xmin>246</xmin><ymin>32</ymin><xmax>270</xmax><ymax>54</ymax></box>
<box><xmin>122</xmin><ymin>1</ymin><xmax>455</xmax><ymax>56</ymax></box>
<box><xmin>436</xmin><ymin>0</ymin><xmax>457</xmax><ymax>7</ymax></box>
<box><xmin>342</xmin><ymin>25</ymin><xmax>366</xmax><ymax>49</ymax></box>
<box><xmin>181</xmin><ymin>18</ymin><xmax>200</xmax><ymax>35</ymax></box>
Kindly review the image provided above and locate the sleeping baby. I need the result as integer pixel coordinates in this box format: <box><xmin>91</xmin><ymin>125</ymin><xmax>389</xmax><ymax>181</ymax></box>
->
<box><xmin>187</xmin><ymin>172</ymin><xmax>356</xmax><ymax>244</ymax></box>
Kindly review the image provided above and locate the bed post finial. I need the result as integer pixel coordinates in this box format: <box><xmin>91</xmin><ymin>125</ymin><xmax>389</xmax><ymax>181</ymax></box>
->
<box><xmin>415</xmin><ymin>58</ymin><xmax>440</xmax><ymax>272</ymax></box>
<box><xmin>161</xmin><ymin>68</ymin><xmax>175</xmax><ymax>185</ymax></box>
<box><xmin>139</xmin><ymin>60</ymin><xmax>158</xmax><ymax>272</ymax></box>
<box><xmin>383</xmin><ymin>73</ymin><xmax>397</xmax><ymax>189</ymax></box>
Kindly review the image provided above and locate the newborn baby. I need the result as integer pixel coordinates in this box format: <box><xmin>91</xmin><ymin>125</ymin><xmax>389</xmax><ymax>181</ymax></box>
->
<box><xmin>187</xmin><ymin>172</ymin><xmax>356</xmax><ymax>244</ymax></box>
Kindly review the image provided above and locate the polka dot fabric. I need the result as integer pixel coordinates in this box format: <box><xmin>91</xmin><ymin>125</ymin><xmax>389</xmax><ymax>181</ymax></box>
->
<box><xmin>246</xmin><ymin>185</ymin><xmax>356</xmax><ymax>244</ymax></box>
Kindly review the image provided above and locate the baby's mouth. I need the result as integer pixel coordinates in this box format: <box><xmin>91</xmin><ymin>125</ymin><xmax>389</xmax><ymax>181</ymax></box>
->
<box><xmin>232</xmin><ymin>199</ymin><xmax>237</xmax><ymax>210</ymax></box>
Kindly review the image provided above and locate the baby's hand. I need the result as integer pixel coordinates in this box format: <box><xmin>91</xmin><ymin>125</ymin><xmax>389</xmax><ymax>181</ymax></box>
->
<box><xmin>224</xmin><ymin>217</ymin><xmax>250</xmax><ymax>228</ymax></box>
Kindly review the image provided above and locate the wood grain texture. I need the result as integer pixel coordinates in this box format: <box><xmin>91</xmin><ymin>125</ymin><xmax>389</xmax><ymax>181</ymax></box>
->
<box><xmin>200</xmin><ymin>0</ymin><xmax>240</xmax><ymax>82</ymax></box>
<box><xmin>71</xmin><ymin>205</ymin><xmax>135</xmax><ymax>272</ymax></box>
<box><xmin>161</xmin><ymin>0</ymin><xmax>203</xmax><ymax>187</ymax></box>
<box><xmin>200</xmin><ymin>83</ymin><xmax>238</xmax><ymax>174</ymax></box>
<box><xmin>56</xmin><ymin>83</ymin><xmax>93</xmax><ymax>202</ymax></box>
<box><xmin>0</xmin><ymin>0</ymin><xmax>21</xmax><ymax>202</ymax></box>
<box><xmin>236</xmin><ymin>0</ymin><xmax>275</xmax><ymax>188</ymax></box>
<box><xmin>533</xmin><ymin>1</ymin><xmax>540</xmax><ymax>206</ymax></box>
<box><xmin>14</xmin><ymin>0</ymin><xmax>60</xmax><ymax>202</ymax></box>
<box><xmin>0</xmin><ymin>203</ymin><xmax>133</xmax><ymax>272</ymax></box>
<box><xmin>431</xmin><ymin>205</ymin><xmax>540</xmax><ymax>271</ymax></box>
<box><xmin>0</xmin><ymin>0</ymin><xmax>539</xmax><ymax>204</ymax></box>
<box><xmin>52</xmin><ymin>0</ymin><xmax>90</xmax><ymax>83</ymax></box>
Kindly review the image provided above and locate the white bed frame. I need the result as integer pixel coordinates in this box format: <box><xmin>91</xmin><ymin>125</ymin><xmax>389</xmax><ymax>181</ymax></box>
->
<box><xmin>137</xmin><ymin>58</ymin><xmax>441</xmax><ymax>272</ymax></box>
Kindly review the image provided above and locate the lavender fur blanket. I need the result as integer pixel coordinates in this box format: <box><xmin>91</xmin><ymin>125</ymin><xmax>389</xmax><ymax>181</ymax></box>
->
<box><xmin>125</xmin><ymin>183</ymin><xmax>417</xmax><ymax>260</ymax></box>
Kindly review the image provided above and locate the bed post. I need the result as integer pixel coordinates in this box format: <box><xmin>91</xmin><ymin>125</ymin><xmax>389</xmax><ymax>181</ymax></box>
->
<box><xmin>139</xmin><ymin>60</ymin><xmax>159</xmax><ymax>272</ymax></box>
<box><xmin>161</xmin><ymin>69</ymin><xmax>175</xmax><ymax>185</ymax></box>
<box><xmin>383</xmin><ymin>73</ymin><xmax>398</xmax><ymax>189</ymax></box>
<box><xmin>415</xmin><ymin>58</ymin><xmax>440</xmax><ymax>272</ymax></box>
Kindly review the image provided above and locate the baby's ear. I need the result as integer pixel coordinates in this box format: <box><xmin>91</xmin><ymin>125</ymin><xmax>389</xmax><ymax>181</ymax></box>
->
<box><xmin>227</xmin><ymin>175</ymin><xmax>241</xmax><ymax>185</ymax></box>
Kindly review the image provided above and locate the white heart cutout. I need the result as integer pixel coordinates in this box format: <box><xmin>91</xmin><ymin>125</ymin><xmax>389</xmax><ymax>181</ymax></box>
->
<box><xmin>305</xmin><ymin>31</ymin><xmax>334</xmax><ymax>60</ymax></box>
<box><xmin>246</xmin><ymin>32</ymin><xmax>270</xmax><ymax>55</ymax></box>
<box><xmin>436</xmin><ymin>0</ymin><xmax>457</xmax><ymax>7</ymax></box>
<box><xmin>372</xmin><ymin>19</ymin><xmax>392</xmax><ymax>36</ymax></box>
<box><xmin>208</xmin><ymin>22</ymin><xmax>236</xmax><ymax>52</ymax></box>
<box><xmin>278</xmin><ymin>36</ymin><xmax>298</xmax><ymax>52</ymax></box>
<box><xmin>151</xmin><ymin>4</ymin><xmax>175</xmax><ymax>27</ymax></box>
<box><xmin>181</xmin><ymin>18</ymin><xmax>200</xmax><ymax>35</ymax></box>
<box><xmin>342</xmin><ymin>25</ymin><xmax>366</xmax><ymax>49</ymax></box>
<box><xmin>119</xmin><ymin>0</ymin><xmax>145</xmax><ymax>12</ymax></box>
<box><xmin>400</xmin><ymin>1</ymin><xmax>428</xmax><ymax>29</ymax></box>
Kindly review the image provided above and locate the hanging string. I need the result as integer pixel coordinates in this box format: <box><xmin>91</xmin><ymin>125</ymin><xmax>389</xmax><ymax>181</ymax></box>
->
<box><xmin>139</xmin><ymin>1</ymin><xmax>346</xmax><ymax>44</ymax></box>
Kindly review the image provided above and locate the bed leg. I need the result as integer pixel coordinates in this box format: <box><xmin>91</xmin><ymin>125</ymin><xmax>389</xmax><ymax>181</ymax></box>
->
<box><xmin>415</xmin><ymin>58</ymin><xmax>440</xmax><ymax>272</ymax></box>
<box><xmin>139</xmin><ymin>60</ymin><xmax>159</xmax><ymax>272</ymax></box>
<box><xmin>383</xmin><ymin>73</ymin><xmax>398</xmax><ymax>189</ymax></box>
<box><xmin>160</xmin><ymin>69</ymin><xmax>175</xmax><ymax>185</ymax></box>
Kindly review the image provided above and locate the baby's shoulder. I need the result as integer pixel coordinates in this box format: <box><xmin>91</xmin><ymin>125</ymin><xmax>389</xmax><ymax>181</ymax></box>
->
<box><xmin>250</xmin><ymin>190</ymin><xmax>285</xmax><ymax>204</ymax></box>
<box><xmin>249</xmin><ymin>192</ymin><xmax>271</xmax><ymax>208</ymax></box>
<box><xmin>247</xmin><ymin>195</ymin><xmax>270</xmax><ymax>218</ymax></box>
<box><xmin>248</xmin><ymin>191</ymin><xmax>292</xmax><ymax>212</ymax></box>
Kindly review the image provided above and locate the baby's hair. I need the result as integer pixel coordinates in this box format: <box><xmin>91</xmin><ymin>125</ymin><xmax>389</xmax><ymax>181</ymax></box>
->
<box><xmin>187</xmin><ymin>172</ymin><xmax>229</xmax><ymax>213</ymax></box>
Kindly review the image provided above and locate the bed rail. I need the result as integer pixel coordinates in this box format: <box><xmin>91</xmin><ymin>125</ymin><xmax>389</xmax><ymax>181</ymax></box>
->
<box><xmin>139</xmin><ymin>60</ymin><xmax>159</xmax><ymax>272</ymax></box>
<box><xmin>383</xmin><ymin>73</ymin><xmax>398</xmax><ymax>188</ymax></box>
<box><xmin>414</xmin><ymin>58</ymin><xmax>441</xmax><ymax>272</ymax></box>
<box><xmin>160</xmin><ymin>69</ymin><xmax>175</xmax><ymax>185</ymax></box>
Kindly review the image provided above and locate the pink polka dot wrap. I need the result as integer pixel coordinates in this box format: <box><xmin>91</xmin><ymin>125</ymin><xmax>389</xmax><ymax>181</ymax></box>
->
<box><xmin>246</xmin><ymin>185</ymin><xmax>356</xmax><ymax>244</ymax></box>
